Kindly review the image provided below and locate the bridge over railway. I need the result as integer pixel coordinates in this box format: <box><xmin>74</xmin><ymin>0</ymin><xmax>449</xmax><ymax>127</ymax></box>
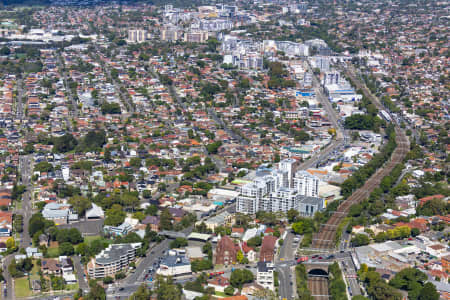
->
<box><xmin>304</xmin><ymin>262</ymin><xmax>331</xmax><ymax>278</ymax></box>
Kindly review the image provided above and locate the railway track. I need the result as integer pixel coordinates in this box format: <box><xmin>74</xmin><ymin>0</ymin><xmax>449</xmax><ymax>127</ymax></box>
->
<box><xmin>308</xmin><ymin>277</ymin><xmax>329</xmax><ymax>299</ymax></box>
<box><xmin>311</xmin><ymin>65</ymin><xmax>410</xmax><ymax>251</ymax></box>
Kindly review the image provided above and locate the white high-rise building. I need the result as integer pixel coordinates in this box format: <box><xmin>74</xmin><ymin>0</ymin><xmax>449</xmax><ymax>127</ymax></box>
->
<box><xmin>237</xmin><ymin>177</ymin><xmax>268</xmax><ymax>215</ymax></box>
<box><xmin>279</xmin><ymin>158</ymin><xmax>297</xmax><ymax>188</ymax></box>
<box><xmin>127</xmin><ymin>29</ymin><xmax>147</xmax><ymax>43</ymax></box>
<box><xmin>266</xmin><ymin>188</ymin><xmax>301</xmax><ymax>212</ymax></box>
<box><xmin>236</xmin><ymin>162</ymin><xmax>323</xmax><ymax>215</ymax></box>
<box><xmin>293</xmin><ymin>170</ymin><xmax>319</xmax><ymax>197</ymax></box>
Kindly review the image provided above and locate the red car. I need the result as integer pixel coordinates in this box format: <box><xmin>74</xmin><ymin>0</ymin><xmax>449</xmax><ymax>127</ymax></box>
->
<box><xmin>296</xmin><ymin>256</ymin><xmax>309</xmax><ymax>263</ymax></box>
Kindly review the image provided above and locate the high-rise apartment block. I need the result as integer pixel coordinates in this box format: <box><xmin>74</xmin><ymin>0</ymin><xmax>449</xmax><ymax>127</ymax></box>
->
<box><xmin>127</xmin><ymin>29</ymin><xmax>147</xmax><ymax>43</ymax></box>
<box><xmin>237</xmin><ymin>159</ymin><xmax>324</xmax><ymax>215</ymax></box>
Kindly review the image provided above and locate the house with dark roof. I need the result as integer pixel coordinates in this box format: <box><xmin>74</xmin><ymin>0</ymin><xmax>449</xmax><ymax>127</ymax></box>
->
<box><xmin>169</xmin><ymin>207</ymin><xmax>186</xmax><ymax>222</ymax></box>
<box><xmin>42</xmin><ymin>258</ymin><xmax>62</xmax><ymax>275</ymax></box>
<box><xmin>142</xmin><ymin>215</ymin><xmax>160</xmax><ymax>232</ymax></box>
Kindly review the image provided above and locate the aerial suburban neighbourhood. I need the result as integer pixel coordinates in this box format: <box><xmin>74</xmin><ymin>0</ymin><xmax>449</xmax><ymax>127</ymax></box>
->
<box><xmin>0</xmin><ymin>0</ymin><xmax>447</xmax><ymax>300</ymax></box>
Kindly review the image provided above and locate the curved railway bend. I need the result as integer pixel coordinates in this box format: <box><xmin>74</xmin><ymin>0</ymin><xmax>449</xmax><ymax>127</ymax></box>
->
<box><xmin>307</xmin><ymin>64</ymin><xmax>410</xmax><ymax>298</ymax></box>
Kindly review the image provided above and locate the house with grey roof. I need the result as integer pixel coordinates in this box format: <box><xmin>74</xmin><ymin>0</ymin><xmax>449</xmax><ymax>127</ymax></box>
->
<box><xmin>42</xmin><ymin>202</ymin><xmax>78</xmax><ymax>225</ymax></box>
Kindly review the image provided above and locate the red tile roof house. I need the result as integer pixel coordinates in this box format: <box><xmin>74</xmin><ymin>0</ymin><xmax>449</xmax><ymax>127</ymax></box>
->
<box><xmin>394</xmin><ymin>219</ymin><xmax>428</xmax><ymax>232</ymax></box>
<box><xmin>207</xmin><ymin>276</ymin><xmax>231</xmax><ymax>293</ymax></box>
<box><xmin>419</xmin><ymin>194</ymin><xmax>445</xmax><ymax>206</ymax></box>
<box><xmin>215</xmin><ymin>235</ymin><xmax>238</xmax><ymax>266</ymax></box>
<box><xmin>241</xmin><ymin>242</ymin><xmax>256</xmax><ymax>262</ymax></box>
<box><xmin>259</xmin><ymin>235</ymin><xmax>278</xmax><ymax>262</ymax></box>
<box><xmin>231</xmin><ymin>227</ymin><xmax>244</xmax><ymax>238</ymax></box>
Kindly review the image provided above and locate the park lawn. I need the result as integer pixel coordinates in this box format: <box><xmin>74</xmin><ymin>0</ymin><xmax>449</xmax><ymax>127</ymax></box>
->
<box><xmin>84</xmin><ymin>235</ymin><xmax>101</xmax><ymax>245</ymax></box>
<box><xmin>47</xmin><ymin>246</ymin><xmax>59</xmax><ymax>258</ymax></box>
<box><xmin>215</xmin><ymin>291</ymin><xmax>228</xmax><ymax>297</ymax></box>
<box><xmin>15</xmin><ymin>277</ymin><xmax>32</xmax><ymax>298</ymax></box>
<box><xmin>66</xmin><ymin>283</ymin><xmax>79</xmax><ymax>291</ymax></box>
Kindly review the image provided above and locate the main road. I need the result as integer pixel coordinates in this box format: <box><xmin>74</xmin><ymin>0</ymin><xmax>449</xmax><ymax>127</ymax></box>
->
<box><xmin>18</xmin><ymin>155</ymin><xmax>33</xmax><ymax>248</ymax></box>
<box><xmin>57</xmin><ymin>54</ymin><xmax>76</xmax><ymax>131</ymax></box>
<box><xmin>297</xmin><ymin>62</ymin><xmax>349</xmax><ymax>171</ymax></box>
<box><xmin>107</xmin><ymin>203</ymin><xmax>236</xmax><ymax>298</ymax></box>
<box><xmin>3</xmin><ymin>155</ymin><xmax>34</xmax><ymax>299</ymax></box>
<box><xmin>277</xmin><ymin>230</ymin><xmax>297</xmax><ymax>299</ymax></box>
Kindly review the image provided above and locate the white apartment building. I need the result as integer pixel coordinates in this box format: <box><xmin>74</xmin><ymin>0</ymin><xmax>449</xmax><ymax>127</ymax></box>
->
<box><xmin>237</xmin><ymin>159</ymin><xmax>323</xmax><ymax>215</ymax></box>
<box><xmin>266</xmin><ymin>188</ymin><xmax>302</xmax><ymax>212</ymax></box>
<box><xmin>293</xmin><ymin>170</ymin><xmax>319</xmax><ymax>197</ymax></box>
<box><xmin>237</xmin><ymin>177</ymin><xmax>268</xmax><ymax>214</ymax></box>
<box><xmin>279</xmin><ymin>158</ymin><xmax>296</xmax><ymax>188</ymax></box>
<box><xmin>127</xmin><ymin>29</ymin><xmax>147</xmax><ymax>43</ymax></box>
<box><xmin>257</xmin><ymin>262</ymin><xmax>275</xmax><ymax>291</ymax></box>
<box><xmin>87</xmin><ymin>243</ymin><xmax>141</xmax><ymax>278</ymax></box>
<box><xmin>184</xmin><ymin>30</ymin><xmax>209</xmax><ymax>43</ymax></box>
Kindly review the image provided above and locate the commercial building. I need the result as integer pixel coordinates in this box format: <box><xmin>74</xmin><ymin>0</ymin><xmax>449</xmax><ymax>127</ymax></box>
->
<box><xmin>263</xmin><ymin>40</ymin><xmax>309</xmax><ymax>57</ymax></box>
<box><xmin>157</xmin><ymin>254</ymin><xmax>191</xmax><ymax>276</ymax></box>
<box><xmin>42</xmin><ymin>202</ymin><xmax>78</xmax><ymax>225</ymax></box>
<box><xmin>200</xmin><ymin>210</ymin><xmax>234</xmax><ymax>231</ymax></box>
<box><xmin>87</xmin><ymin>243</ymin><xmax>141</xmax><ymax>278</ymax></box>
<box><xmin>223</xmin><ymin>52</ymin><xmax>263</xmax><ymax>70</ymax></box>
<box><xmin>298</xmin><ymin>196</ymin><xmax>325</xmax><ymax>217</ymax></box>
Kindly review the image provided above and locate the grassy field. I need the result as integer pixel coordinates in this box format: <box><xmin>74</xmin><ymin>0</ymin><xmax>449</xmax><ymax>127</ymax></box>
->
<box><xmin>47</xmin><ymin>246</ymin><xmax>59</xmax><ymax>258</ymax></box>
<box><xmin>66</xmin><ymin>283</ymin><xmax>79</xmax><ymax>291</ymax></box>
<box><xmin>84</xmin><ymin>235</ymin><xmax>101</xmax><ymax>245</ymax></box>
<box><xmin>15</xmin><ymin>277</ymin><xmax>32</xmax><ymax>298</ymax></box>
<box><xmin>84</xmin><ymin>235</ymin><xmax>113</xmax><ymax>247</ymax></box>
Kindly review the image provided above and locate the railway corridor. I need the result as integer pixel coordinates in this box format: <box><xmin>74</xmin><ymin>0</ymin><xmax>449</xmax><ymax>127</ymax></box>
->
<box><xmin>311</xmin><ymin>65</ymin><xmax>411</xmax><ymax>251</ymax></box>
<box><xmin>312</xmin><ymin>126</ymin><xmax>409</xmax><ymax>250</ymax></box>
<box><xmin>308</xmin><ymin>277</ymin><xmax>329</xmax><ymax>300</ymax></box>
